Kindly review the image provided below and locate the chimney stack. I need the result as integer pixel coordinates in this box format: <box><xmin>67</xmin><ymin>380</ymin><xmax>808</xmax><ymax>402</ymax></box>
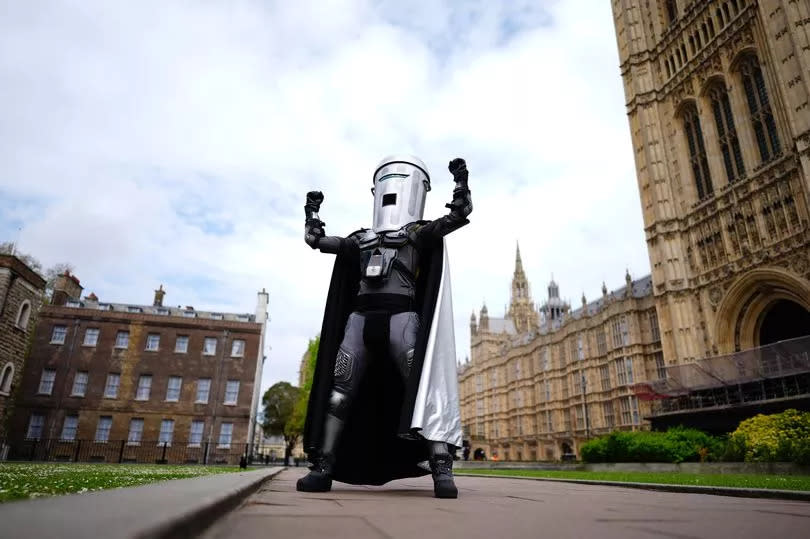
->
<box><xmin>153</xmin><ymin>284</ymin><xmax>166</xmax><ymax>307</ymax></box>
<box><xmin>52</xmin><ymin>270</ymin><xmax>83</xmax><ymax>306</ymax></box>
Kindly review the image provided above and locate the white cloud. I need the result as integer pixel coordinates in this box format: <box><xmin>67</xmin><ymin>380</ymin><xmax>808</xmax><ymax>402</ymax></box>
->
<box><xmin>0</xmin><ymin>0</ymin><xmax>648</xmax><ymax>393</ymax></box>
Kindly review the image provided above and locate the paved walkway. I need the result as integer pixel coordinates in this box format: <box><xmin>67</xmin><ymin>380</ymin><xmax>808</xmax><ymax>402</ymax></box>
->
<box><xmin>202</xmin><ymin>468</ymin><xmax>810</xmax><ymax>539</ymax></box>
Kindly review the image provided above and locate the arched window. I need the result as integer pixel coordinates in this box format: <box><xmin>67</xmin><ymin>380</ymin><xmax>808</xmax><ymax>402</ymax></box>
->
<box><xmin>708</xmin><ymin>83</ymin><xmax>745</xmax><ymax>183</ymax></box>
<box><xmin>0</xmin><ymin>363</ymin><xmax>13</xmax><ymax>395</ymax></box>
<box><xmin>681</xmin><ymin>103</ymin><xmax>714</xmax><ymax>200</ymax></box>
<box><xmin>739</xmin><ymin>55</ymin><xmax>781</xmax><ymax>163</ymax></box>
<box><xmin>15</xmin><ymin>300</ymin><xmax>32</xmax><ymax>330</ymax></box>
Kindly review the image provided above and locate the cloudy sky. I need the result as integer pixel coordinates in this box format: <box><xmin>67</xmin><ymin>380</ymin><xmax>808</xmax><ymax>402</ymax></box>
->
<box><xmin>0</xmin><ymin>0</ymin><xmax>650</xmax><ymax>393</ymax></box>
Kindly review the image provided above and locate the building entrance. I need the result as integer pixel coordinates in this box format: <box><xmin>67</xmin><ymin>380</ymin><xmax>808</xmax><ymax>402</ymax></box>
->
<box><xmin>759</xmin><ymin>300</ymin><xmax>810</xmax><ymax>346</ymax></box>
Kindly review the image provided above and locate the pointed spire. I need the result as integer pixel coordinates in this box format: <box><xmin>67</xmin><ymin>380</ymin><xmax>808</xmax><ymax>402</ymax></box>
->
<box><xmin>515</xmin><ymin>241</ymin><xmax>523</xmax><ymax>270</ymax></box>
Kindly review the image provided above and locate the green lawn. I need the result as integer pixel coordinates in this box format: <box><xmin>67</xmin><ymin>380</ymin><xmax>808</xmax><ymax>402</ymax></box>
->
<box><xmin>455</xmin><ymin>469</ymin><xmax>810</xmax><ymax>491</ymax></box>
<box><xmin>0</xmin><ymin>463</ymin><xmax>240</xmax><ymax>502</ymax></box>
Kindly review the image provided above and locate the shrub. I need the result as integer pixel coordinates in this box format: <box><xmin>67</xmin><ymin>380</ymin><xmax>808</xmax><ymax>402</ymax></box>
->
<box><xmin>727</xmin><ymin>409</ymin><xmax>810</xmax><ymax>464</ymax></box>
<box><xmin>580</xmin><ymin>427</ymin><xmax>724</xmax><ymax>463</ymax></box>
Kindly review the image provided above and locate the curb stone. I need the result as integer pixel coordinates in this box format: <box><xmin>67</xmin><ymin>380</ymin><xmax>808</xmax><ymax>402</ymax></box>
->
<box><xmin>139</xmin><ymin>467</ymin><xmax>286</xmax><ymax>539</ymax></box>
<box><xmin>455</xmin><ymin>473</ymin><xmax>810</xmax><ymax>502</ymax></box>
<box><xmin>0</xmin><ymin>466</ymin><xmax>286</xmax><ymax>539</ymax></box>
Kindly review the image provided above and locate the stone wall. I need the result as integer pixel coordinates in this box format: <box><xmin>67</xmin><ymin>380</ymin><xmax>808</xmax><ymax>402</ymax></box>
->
<box><xmin>0</xmin><ymin>256</ymin><xmax>46</xmax><ymax>439</ymax></box>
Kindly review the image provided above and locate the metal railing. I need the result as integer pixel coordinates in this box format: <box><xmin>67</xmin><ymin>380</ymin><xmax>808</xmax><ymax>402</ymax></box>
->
<box><xmin>0</xmin><ymin>438</ymin><xmax>254</xmax><ymax>465</ymax></box>
<box><xmin>631</xmin><ymin>335</ymin><xmax>810</xmax><ymax>415</ymax></box>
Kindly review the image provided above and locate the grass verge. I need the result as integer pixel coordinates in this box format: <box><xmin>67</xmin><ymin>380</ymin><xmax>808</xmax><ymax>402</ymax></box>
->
<box><xmin>455</xmin><ymin>469</ymin><xmax>810</xmax><ymax>491</ymax></box>
<box><xmin>0</xmin><ymin>463</ymin><xmax>240</xmax><ymax>502</ymax></box>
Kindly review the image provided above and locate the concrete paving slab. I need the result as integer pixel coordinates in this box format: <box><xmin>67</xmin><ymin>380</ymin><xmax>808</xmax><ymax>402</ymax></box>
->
<box><xmin>0</xmin><ymin>466</ymin><xmax>283</xmax><ymax>539</ymax></box>
<box><xmin>202</xmin><ymin>468</ymin><xmax>810</xmax><ymax>539</ymax></box>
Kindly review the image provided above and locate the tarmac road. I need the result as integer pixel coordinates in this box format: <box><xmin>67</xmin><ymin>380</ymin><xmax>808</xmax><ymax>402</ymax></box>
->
<box><xmin>201</xmin><ymin>468</ymin><xmax>810</xmax><ymax>539</ymax></box>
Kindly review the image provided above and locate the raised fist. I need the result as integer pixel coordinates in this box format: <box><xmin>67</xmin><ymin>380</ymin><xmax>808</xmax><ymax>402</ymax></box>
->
<box><xmin>306</xmin><ymin>191</ymin><xmax>324</xmax><ymax>209</ymax></box>
<box><xmin>448</xmin><ymin>158</ymin><xmax>466</xmax><ymax>175</ymax></box>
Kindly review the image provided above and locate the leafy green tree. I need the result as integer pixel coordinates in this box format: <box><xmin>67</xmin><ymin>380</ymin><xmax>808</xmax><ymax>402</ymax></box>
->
<box><xmin>288</xmin><ymin>336</ymin><xmax>319</xmax><ymax>438</ymax></box>
<box><xmin>262</xmin><ymin>381</ymin><xmax>301</xmax><ymax>465</ymax></box>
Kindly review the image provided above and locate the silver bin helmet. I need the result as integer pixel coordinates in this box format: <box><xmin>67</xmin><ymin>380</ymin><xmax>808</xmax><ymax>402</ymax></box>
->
<box><xmin>371</xmin><ymin>155</ymin><xmax>431</xmax><ymax>233</ymax></box>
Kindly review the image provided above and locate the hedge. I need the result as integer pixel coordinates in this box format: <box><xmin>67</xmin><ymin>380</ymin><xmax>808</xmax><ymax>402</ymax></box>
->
<box><xmin>724</xmin><ymin>409</ymin><xmax>810</xmax><ymax>464</ymax></box>
<box><xmin>580</xmin><ymin>427</ymin><xmax>724</xmax><ymax>463</ymax></box>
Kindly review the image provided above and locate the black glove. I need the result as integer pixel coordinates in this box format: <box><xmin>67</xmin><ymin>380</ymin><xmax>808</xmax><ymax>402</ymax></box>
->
<box><xmin>448</xmin><ymin>158</ymin><xmax>468</xmax><ymax>185</ymax></box>
<box><xmin>305</xmin><ymin>191</ymin><xmax>324</xmax><ymax>212</ymax></box>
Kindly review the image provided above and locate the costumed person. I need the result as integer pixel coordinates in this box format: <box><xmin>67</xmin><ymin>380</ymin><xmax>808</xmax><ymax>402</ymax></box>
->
<box><xmin>298</xmin><ymin>155</ymin><xmax>472</xmax><ymax>499</ymax></box>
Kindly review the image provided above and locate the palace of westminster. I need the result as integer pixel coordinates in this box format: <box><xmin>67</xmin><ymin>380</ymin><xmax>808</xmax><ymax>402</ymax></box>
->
<box><xmin>458</xmin><ymin>0</ymin><xmax>810</xmax><ymax>460</ymax></box>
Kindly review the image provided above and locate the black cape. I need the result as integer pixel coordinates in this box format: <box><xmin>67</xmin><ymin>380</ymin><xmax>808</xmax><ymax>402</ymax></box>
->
<box><xmin>302</xmin><ymin>230</ymin><xmax>445</xmax><ymax>485</ymax></box>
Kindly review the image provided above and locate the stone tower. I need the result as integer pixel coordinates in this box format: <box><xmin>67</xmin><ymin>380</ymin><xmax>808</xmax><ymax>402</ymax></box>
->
<box><xmin>507</xmin><ymin>243</ymin><xmax>539</xmax><ymax>333</ymax></box>
<box><xmin>612</xmin><ymin>0</ymin><xmax>810</xmax><ymax>362</ymax></box>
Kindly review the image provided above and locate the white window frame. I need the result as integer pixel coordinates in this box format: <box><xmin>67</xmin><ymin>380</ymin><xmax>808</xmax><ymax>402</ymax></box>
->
<box><xmin>599</xmin><ymin>365</ymin><xmax>611</xmax><ymax>391</ymax></box>
<box><xmin>127</xmin><ymin>418</ymin><xmax>144</xmax><ymax>445</ymax></box>
<box><xmin>95</xmin><ymin>416</ymin><xmax>112</xmax><ymax>442</ymax></box>
<box><xmin>174</xmin><ymin>335</ymin><xmax>189</xmax><ymax>354</ymax></box>
<box><xmin>61</xmin><ymin>415</ymin><xmax>79</xmax><ymax>441</ymax></box>
<box><xmin>188</xmin><ymin>420</ymin><xmax>204</xmax><ymax>447</ymax></box>
<box><xmin>71</xmin><ymin>371</ymin><xmax>89</xmax><ymax>397</ymax></box>
<box><xmin>135</xmin><ymin>375</ymin><xmax>152</xmax><ymax>401</ymax></box>
<box><xmin>203</xmin><ymin>337</ymin><xmax>217</xmax><ymax>356</ymax></box>
<box><xmin>165</xmin><ymin>376</ymin><xmax>182</xmax><ymax>402</ymax></box>
<box><xmin>83</xmin><ymin>328</ymin><xmax>100</xmax><ymax>347</ymax></box>
<box><xmin>38</xmin><ymin>369</ymin><xmax>56</xmax><ymax>395</ymax></box>
<box><xmin>145</xmin><ymin>333</ymin><xmax>160</xmax><ymax>351</ymax></box>
<box><xmin>217</xmin><ymin>422</ymin><xmax>233</xmax><ymax>448</ymax></box>
<box><xmin>231</xmin><ymin>339</ymin><xmax>245</xmax><ymax>357</ymax></box>
<box><xmin>51</xmin><ymin>325</ymin><xmax>67</xmax><ymax>345</ymax></box>
<box><xmin>224</xmin><ymin>380</ymin><xmax>239</xmax><ymax>405</ymax></box>
<box><xmin>625</xmin><ymin>357</ymin><xmax>635</xmax><ymax>384</ymax></box>
<box><xmin>26</xmin><ymin>413</ymin><xmax>45</xmax><ymax>440</ymax></box>
<box><xmin>195</xmin><ymin>378</ymin><xmax>211</xmax><ymax>403</ymax></box>
<box><xmin>615</xmin><ymin>358</ymin><xmax>628</xmax><ymax>386</ymax></box>
<box><xmin>104</xmin><ymin>373</ymin><xmax>121</xmax><ymax>398</ymax></box>
<box><xmin>0</xmin><ymin>362</ymin><xmax>14</xmax><ymax>396</ymax></box>
<box><xmin>15</xmin><ymin>300</ymin><xmax>32</xmax><ymax>330</ymax></box>
<box><xmin>158</xmin><ymin>419</ymin><xmax>174</xmax><ymax>446</ymax></box>
<box><xmin>114</xmin><ymin>330</ymin><xmax>130</xmax><ymax>349</ymax></box>
<box><xmin>621</xmin><ymin>316</ymin><xmax>630</xmax><ymax>346</ymax></box>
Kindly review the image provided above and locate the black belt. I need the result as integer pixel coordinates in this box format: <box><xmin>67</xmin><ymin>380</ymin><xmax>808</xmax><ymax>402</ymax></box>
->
<box><xmin>354</xmin><ymin>293</ymin><xmax>412</xmax><ymax>313</ymax></box>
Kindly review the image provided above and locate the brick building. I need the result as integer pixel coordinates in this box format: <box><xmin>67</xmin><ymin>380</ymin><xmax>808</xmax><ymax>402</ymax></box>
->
<box><xmin>0</xmin><ymin>254</ymin><xmax>46</xmax><ymax>441</ymax></box>
<box><xmin>7</xmin><ymin>273</ymin><xmax>269</xmax><ymax>464</ymax></box>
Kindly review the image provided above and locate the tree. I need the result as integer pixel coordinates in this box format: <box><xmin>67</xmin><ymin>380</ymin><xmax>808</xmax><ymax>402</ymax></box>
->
<box><xmin>262</xmin><ymin>381</ymin><xmax>301</xmax><ymax>465</ymax></box>
<box><xmin>288</xmin><ymin>336</ymin><xmax>319</xmax><ymax>439</ymax></box>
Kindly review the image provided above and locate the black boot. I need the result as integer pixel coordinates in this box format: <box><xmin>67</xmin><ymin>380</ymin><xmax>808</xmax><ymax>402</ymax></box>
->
<box><xmin>429</xmin><ymin>454</ymin><xmax>458</xmax><ymax>499</ymax></box>
<box><xmin>296</xmin><ymin>455</ymin><xmax>333</xmax><ymax>492</ymax></box>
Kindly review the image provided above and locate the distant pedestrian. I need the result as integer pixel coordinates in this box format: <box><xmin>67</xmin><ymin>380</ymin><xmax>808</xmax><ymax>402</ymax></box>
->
<box><xmin>463</xmin><ymin>446</ymin><xmax>470</xmax><ymax>461</ymax></box>
<box><xmin>239</xmin><ymin>455</ymin><xmax>248</xmax><ymax>470</ymax></box>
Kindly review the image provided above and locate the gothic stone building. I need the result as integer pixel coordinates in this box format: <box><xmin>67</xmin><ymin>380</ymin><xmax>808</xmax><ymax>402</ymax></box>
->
<box><xmin>0</xmin><ymin>255</ymin><xmax>46</xmax><ymax>441</ymax></box>
<box><xmin>613</xmin><ymin>0</ymin><xmax>810</xmax><ymax>358</ymax></box>
<box><xmin>459</xmin><ymin>0</ymin><xmax>810</xmax><ymax>460</ymax></box>
<box><xmin>8</xmin><ymin>273</ymin><xmax>269</xmax><ymax>464</ymax></box>
<box><xmin>459</xmin><ymin>248</ymin><xmax>664</xmax><ymax>461</ymax></box>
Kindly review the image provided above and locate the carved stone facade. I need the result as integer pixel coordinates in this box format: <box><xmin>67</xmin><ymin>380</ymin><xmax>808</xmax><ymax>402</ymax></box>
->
<box><xmin>461</xmin><ymin>251</ymin><xmax>664</xmax><ymax>461</ymax></box>
<box><xmin>613</xmin><ymin>0</ymin><xmax>810</xmax><ymax>361</ymax></box>
<box><xmin>458</xmin><ymin>0</ymin><xmax>810</xmax><ymax>461</ymax></box>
